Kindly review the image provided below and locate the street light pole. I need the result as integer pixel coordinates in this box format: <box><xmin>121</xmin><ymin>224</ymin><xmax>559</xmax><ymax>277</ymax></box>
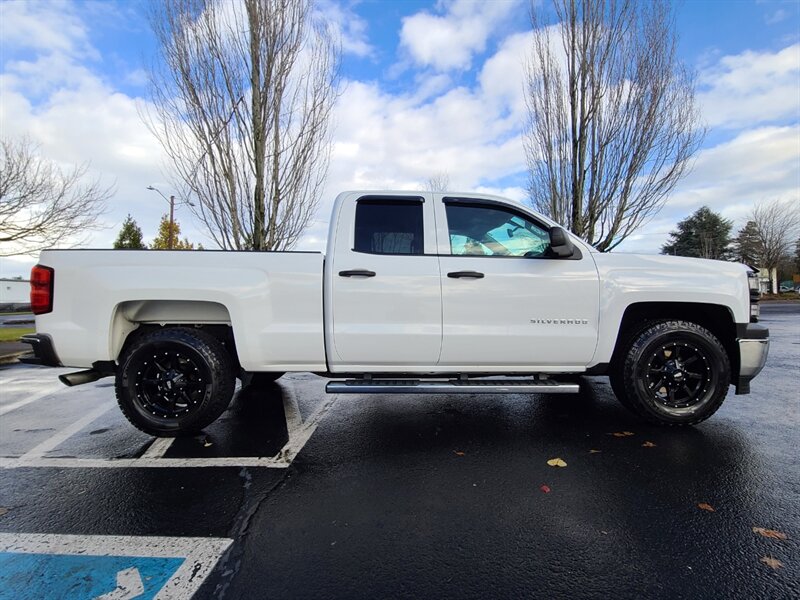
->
<box><xmin>146</xmin><ymin>186</ymin><xmax>182</xmax><ymax>250</ymax></box>
<box><xmin>168</xmin><ymin>195</ymin><xmax>175</xmax><ymax>250</ymax></box>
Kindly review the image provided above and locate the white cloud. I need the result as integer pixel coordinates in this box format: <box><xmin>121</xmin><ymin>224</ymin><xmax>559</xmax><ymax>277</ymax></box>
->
<box><xmin>0</xmin><ymin>0</ymin><xmax>97</xmax><ymax>60</ymax></box>
<box><xmin>765</xmin><ymin>8</ymin><xmax>788</xmax><ymax>26</ymax></box>
<box><xmin>315</xmin><ymin>0</ymin><xmax>373</xmax><ymax>58</ymax></box>
<box><xmin>617</xmin><ymin>125</ymin><xmax>800</xmax><ymax>254</ymax></box>
<box><xmin>400</xmin><ymin>0</ymin><xmax>523</xmax><ymax>71</ymax></box>
<box><xmin>697</xmin><ymin>43</ymin><xmax>800</xmax><ymax>129</ymax></box>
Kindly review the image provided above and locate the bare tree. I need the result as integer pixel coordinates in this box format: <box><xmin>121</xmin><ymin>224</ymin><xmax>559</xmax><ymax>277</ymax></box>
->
<box><xmin>145</xmin><ymin>0</ymin><xmax>340</xmax><ymax>251</ymax></box>
<box><xmin>750</xmin><ymin>199</ymin><xmax>800</xmax><ymax>294</ymax></box>
<box><xmin>0</xmin><ymin>138</ymin><xmax>112</xmax><ymax>257</ymax></box>
<box><xmin>425</xmin><ymin>172</ymin><xmax>450</xmax><ymax>192</ymax></box>
<box><xmin>524</xmin><ymin>0</ymin><xmax>705</xmax><ymax>251</ymax></box>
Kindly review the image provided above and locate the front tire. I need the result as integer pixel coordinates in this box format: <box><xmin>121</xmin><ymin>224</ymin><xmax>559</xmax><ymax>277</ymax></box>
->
<box><xmin>616</xmin><ymin>320</ymin><xmax>730</xmax><ymax>426</ymax></box>
<box><xmin>115</xmin><ymin>327</ymin><xmax>235</xmax><ymax>436</ymax></box>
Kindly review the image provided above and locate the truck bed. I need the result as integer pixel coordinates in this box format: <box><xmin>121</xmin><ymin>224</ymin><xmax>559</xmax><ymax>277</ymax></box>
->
<box><xmin>35</xmin><ymin>249</ymin><xmax>327</xmax><ymax>371</ymax></box>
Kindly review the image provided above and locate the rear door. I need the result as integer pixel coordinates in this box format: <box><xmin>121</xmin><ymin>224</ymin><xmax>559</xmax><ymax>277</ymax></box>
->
<box><xmin>434</xmin><ymin>197</ymin><xmax>600</xmax><ymax>371</ymax></box>
<box><xmin>327</xmin><ymin>194</ymin><xmax>442</xmax><ymax>370</ymax></box>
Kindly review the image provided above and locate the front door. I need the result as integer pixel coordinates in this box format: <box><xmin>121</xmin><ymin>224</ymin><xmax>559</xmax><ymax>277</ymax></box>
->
<box><xmin>328</xmin><ymin>195</ymin><xmax>442</xmax><ymax>370</ymax></box>
<box><xmin>435</xmin><ymin>197</ymin><xmax>599</xmax><ymax>371</ymax></box>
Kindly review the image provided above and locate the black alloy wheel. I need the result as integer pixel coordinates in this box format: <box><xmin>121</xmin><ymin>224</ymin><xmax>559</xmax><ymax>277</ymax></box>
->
<box><xmin>133</xmin><ymin>344</ymin><xmax>211</xmax><ymax>419</ymax></box>
<box><xmin>644</xmin><ymin>341</ymin><xmax>713</xmax><ymax>410</ymax></box>
<box><xmin>116</xmin><ymin>327</ymin><xmax>235</xmax><ymax>436</ymax></box>
<box><xmin>616</xmin><ymin>320</ymin><xmax>730</xmax><ymax>425</ymax></box>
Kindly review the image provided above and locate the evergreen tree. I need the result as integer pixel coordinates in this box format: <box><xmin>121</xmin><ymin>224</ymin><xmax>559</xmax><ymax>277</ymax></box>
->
<box><xmin>113</xmin><ymin>214</ymin><xmax>146</xmax><ymax>249</ymax></box>
<box><xmin>661</xmin><ymin>206</ymin><xmax>732</xmax><ymax>260</ymax></box>
<box><xmin>151</xmin><ymin>214</ymin><xmax>195</xmax><ymax>250</ymax></box>
<box><xmin>732</xmin><ymin>221</ymin><xmax>763</xmax><ymax>266</ymax></box>
<box><xmin>795</xmin><ymin>237</ymin><xmax>800</xmax><ymax>272</ymax></box>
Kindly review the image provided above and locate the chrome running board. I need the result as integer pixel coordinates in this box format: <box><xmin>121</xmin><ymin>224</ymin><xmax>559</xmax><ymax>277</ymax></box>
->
<box><xmin>325</xmin><ymin>378</ymin><xmax>580</xmax><ymax>394</ymax></box>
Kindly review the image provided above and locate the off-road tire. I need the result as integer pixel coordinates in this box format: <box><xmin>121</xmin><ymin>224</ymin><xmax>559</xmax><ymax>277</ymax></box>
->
<box><xmin>617</xmin><ymin>320</ymin><xmax>730</xmax><ymax>426</ymax></box>
<box><xmin>115</xmin><ymin>327</ymin><xmax>235</xmax><ymax>436</ymax></box>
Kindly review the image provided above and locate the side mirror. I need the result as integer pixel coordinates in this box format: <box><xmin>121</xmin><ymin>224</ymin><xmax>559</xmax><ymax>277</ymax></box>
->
<box><xmin>548</xmin><ymin>227</ymin><xmax>575</xmax><ymax>258</ymax></box>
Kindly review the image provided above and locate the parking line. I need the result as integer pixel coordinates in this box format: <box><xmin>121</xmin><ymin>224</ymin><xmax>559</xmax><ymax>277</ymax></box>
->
<box><xmin>0</xmin><ymin>456</ymin><xmax>291</xmax><ymax>469</ymax></box>
<box><xmin>0</xmin><ymin>382</ymin><xmax>337</xmax><ymax>470</ymax></box>
<box><xmin>141</xmin><ymin>437</ymin><xmax>175</xmax><ymax>459</ymax></box>
<box><xmin>0</xmin><ymin>383</ymin><xmax>65</xmax><ymax>417</ymax></box>
<box><xmin>277</xmin><ymin>395</ymin><xmax>337</xmax><ymax>463</ymax></box>
<box><xmin>19</xmin><ymin>403</ymin><xmax>114</xmax><ymax>461</ymax></box>
<box><xmin>0</xmin><ymin>532</ymin><xmax>232</xmax><ymax>600</ymax></box>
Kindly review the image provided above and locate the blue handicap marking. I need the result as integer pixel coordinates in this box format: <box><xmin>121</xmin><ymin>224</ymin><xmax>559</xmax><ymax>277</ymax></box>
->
<box><xmin>0</xmin><ymin>534</ymin><xmax>232</xmax><ymax>600</ymax></box>
<box><xmin>0</xmin><ymin>552</ymin><xmax>184</xmax><ymax>600</ymax></box>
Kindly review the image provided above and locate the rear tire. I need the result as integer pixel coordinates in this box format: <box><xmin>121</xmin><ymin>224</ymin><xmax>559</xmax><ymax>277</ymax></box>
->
<box><xmin>115</xmin><ymin>327</ymin><xmax>235</xmax><ymax>436</ymax></box>
<box><xmin>616</xmin><ymin>320</ymin><xmax>730</xmax><ymax>426</ymax></box>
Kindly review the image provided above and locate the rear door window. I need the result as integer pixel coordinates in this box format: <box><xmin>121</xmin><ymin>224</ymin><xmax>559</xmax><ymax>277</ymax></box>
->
<box><xmin>354</xmin><ymin>200</ymin><xmax>424</xmax><ymax>255</ymax></box>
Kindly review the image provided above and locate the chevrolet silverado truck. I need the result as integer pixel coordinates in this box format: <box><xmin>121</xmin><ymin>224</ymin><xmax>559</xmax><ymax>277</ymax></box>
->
<box><xmin>23</xmin><ymin>191</ymin><xmax>769</xmax><ymax>436</ymax></box>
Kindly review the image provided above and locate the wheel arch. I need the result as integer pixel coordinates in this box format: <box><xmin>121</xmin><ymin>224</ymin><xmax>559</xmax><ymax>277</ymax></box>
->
<box><xmin>110</xmin><ymin>300</ymin><xmax>239</xmax><ymax>369</ymax></box>
<box><xmin>610</xmin><ymin>302</ymin><xmax>739</xmax><ymax>378</ymax></box>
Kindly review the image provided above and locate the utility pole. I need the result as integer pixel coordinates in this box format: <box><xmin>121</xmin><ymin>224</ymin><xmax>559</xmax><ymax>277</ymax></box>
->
<box><xmin>168</xmin><ymin>195</ymin><xmax>175</xmax><ymax>250</ymax></box>
<box><xmin>147</xmin><ymin>186</ymin><xmax>193</xmax><ymax>249</ymax></box>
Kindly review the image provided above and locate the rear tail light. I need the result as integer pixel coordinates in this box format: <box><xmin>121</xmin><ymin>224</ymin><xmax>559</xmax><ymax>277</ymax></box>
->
<box><xmin>30</xmin><ymin>265</ymin><xmax>54</xmax><ymax>315</ymax></box>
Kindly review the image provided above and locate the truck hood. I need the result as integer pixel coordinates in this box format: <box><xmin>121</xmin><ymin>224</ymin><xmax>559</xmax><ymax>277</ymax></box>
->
<box><xmin>591</xmin><ymin>252</ymin><xmax>750</xmax><ymax>278</ymax></box>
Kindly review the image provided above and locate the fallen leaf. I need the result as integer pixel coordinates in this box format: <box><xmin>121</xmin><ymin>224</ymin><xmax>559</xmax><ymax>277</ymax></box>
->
<box><xmin>589</xmin><ymin>449</ymin><xmax>602</xmax><ymax>454</ymax></box>
<box><xmin>697</xmin><ymin>503</ymin><xmax>715</xmax><ymax>512</ymax></box>
<box><xmin>0</xmin><ymin>507</ymin><xmax>8</xmax><ymax>517</ymax></box>
<box><xmin>547</xmin><ymin>458</ymin><xmax>567</xmax><ymax>467</ymax></box>
<box><xmin>642</xmin><ymin>441</ymin><xmax>657</xmax><ymax>448</ymax></box>
<box><xmin>610</xmin><ymin>431</ymin><xmax>635</xmax><ymax>437</ymax></box>
<box><xmin>453</xmin><ymin>450</ymin><xmax>466</xmax><ymax>457</ymax></box>
<box><xmin>753</xmin><ymin>527</ymin><xmax>788</xmax><ymax>540</ymax></box>
<box><xmin>540</xmin><ymin>485</ymin><xmax>551</xmax><ymax>493</ymax></box>
<box><xmin>760</xmin><ymin>556</ymin><xmax>783</xmax><ymax>570</ymax></box>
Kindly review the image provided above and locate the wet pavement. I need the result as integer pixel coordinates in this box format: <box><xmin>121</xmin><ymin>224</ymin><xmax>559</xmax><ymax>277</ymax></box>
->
<box><xmin>0</xmin><ymin>304</ymin><xmax>797</xmax><ymax>599</ymax></box>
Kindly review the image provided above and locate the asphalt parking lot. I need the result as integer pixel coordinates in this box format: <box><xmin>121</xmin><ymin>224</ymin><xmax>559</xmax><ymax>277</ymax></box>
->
<box><xmin>0</xmin><ymin>304</ymin><xmax>797</xmax><ymax>599</ymax></box>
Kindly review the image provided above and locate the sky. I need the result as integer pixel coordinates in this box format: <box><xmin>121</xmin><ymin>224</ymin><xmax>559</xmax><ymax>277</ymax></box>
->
<box><xmin>1</xmin><ymin>0</ymin><xmax>799</xmax><ymax>278</ymax></box>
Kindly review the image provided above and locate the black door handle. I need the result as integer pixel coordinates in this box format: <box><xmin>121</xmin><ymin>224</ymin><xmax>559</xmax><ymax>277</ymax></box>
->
<box><xmin>339</xmin><ymin>269</ymin><xmax>376</xmax><ymax>278</ymax></box>
<box><xmin>447</xmin><ymin>270</ymin><xmax>484</xmax><ymax>279</ymax></box>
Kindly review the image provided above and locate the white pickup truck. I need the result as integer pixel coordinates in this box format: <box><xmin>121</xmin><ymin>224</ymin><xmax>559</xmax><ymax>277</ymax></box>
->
<box><xmin>23</xmin><ymin>191</ymin><xmax>769</xmax><ymax>436</ymax></box>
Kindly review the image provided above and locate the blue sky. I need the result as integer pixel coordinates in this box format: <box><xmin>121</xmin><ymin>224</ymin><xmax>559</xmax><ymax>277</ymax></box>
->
<box><xmin>1</xmin><ymin>0</ymin><xmax>799</xmax><ymax>277</ymax></box>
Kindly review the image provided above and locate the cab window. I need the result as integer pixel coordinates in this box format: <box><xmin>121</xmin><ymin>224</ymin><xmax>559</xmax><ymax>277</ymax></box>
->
<box><xmin>354</xmin><ymin>200</ymin><xmax>424</xmax><ymax>255</ymax></box>
<box><xmin>445</xmin><ymin>203</ymin><xmax>550</xmax><ymax>257</ymax></box>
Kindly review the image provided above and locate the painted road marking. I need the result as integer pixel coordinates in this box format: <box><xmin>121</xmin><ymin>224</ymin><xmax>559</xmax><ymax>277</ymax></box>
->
<box><xmin>0</xmin><ymin>383</ymin><xmax>65</xmax><ymax>416</ymax></box>
<box><xmin>141</xmin><ymin>437</ymin><xmax>175</xmax><ymax>459</ymax></box>
<box><xmin>95</xmin><ymin>567</ymin><xmax>144</xmax><ymax>599</ymax></box>
<box><xmin>18</xmin><ymin>403</ymin><xmax>115</xmax><ymax>461</ymax></box>
<box><xmin>0</xmin><ymin>533</ymin><xmax>231</xmax><ymax>600</ymax></box>
<box><xmin>0</xmin><ymin>388</ymin><xmax>339</xmax><ymax>469</ymax></box>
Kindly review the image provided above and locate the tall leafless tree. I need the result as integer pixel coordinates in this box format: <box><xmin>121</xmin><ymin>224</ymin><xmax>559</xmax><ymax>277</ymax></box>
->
<box><xmin>750</xmin><ymin>199</ymin><xmax>800</xmax><ymax>293</ymax></box>
<box><xmin>145</xmin><ymin>0</ymin><xmax>340</xmax><ymax>251</ymax></box>
<box><xmin>425</xmin><ymin>172</ymin><xmax>450</xmax><ymax>192</ymax></box>
<box><xmin>524</xmin><ymin>0</ymin><xmax>705</xmax><ymax>251</ymax></box>
<box><xmin>0</xmin><ymin>138</ymin><xmax>112</xmax><ymax>257</ymax></box>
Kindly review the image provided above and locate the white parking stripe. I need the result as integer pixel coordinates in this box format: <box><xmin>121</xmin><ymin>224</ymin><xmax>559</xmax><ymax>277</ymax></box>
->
<box><xmin>0</xmin><ymin>379</ymin><xmax>336</xmax><ymax>469</ymax></box>
<box><xmin>19</xmin><ymin>403</ymin><xmax>114</xmax><ymax>461</ymax></box>
<box><xmin>0</xmin><ymin>456</ymin><xmax>290</xmax><ymax>469</ymax></box>
<box><xmin>276</xmin><ymin>395</ymin><xmax>337</xmax><ymax>463</ymax></box>
<box><xmin>141</xmin><ymin>437</ymin><xmax>175</xmax><ymax>459</ymax></box>
<box><xmin>0</xmin><ymin>383</ymin><xmax>65</xmax><ymax>416</ymax></box>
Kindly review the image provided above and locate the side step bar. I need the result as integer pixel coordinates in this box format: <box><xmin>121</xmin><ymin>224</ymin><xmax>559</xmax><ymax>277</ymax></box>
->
<box><xmin>326</xmin><ymin>378</ymin><xmax>580</xmax><ymax>394</ymax></box>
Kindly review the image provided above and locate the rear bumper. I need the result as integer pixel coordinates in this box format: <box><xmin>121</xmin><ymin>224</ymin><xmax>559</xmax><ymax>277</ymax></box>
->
<box><xmin>19</xmin><ymin>333</ymin><xmax>62</xmax><ymax>367</ymax></box>
<box><xmin>735</xmin><ymin>324</ymin><xmax>769</xmax><ymax>394</ymax></box>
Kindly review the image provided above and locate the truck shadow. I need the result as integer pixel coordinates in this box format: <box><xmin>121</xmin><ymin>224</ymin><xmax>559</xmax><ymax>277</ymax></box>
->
<box><xmin>163</xmin><ymin>382</ymin><xmax>290</xmax><ymax>458</ymax></box>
